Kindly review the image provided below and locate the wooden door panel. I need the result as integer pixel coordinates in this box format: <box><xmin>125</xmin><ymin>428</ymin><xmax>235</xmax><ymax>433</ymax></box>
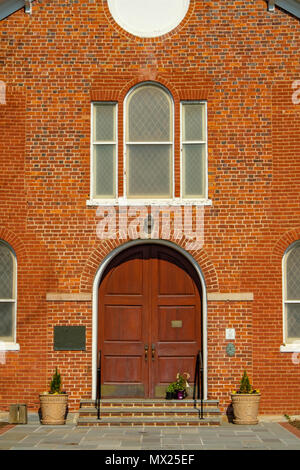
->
<box><xmin>158</xmin><ymin>356</ymin><xmax>195</xmax><ymax>385</ymax></box>
<box><xmin>156</xmin><ymin>250</ymin><xmax>197</xmax><ymax>295</ymax></box>
<box><xmin>99</xmin><ymin>245</ymin><xmax>150</xmax><ymax>397</ymax></box>
<box><xmin>103</xmin><ymin>342</ymin><xmax>144</xmax><ymax>355</ymax></box>
<box><xmin>104</xmin><ymin>356</ymin><xmax>143</xmax><ymax>383</ymax></box>
<box><xmin>150</xmin><ymin>245</ymin><xmax>202</xmax><ymax>396</ymax></box>
<box><xmin>157</xmin><ymin>306</ymin><xmax>197</xmax><ymax>341</ymax></box>
<box><xmin>157</xmin><ymin>343</ymin><xmax>199</xmax><ymax>356</ymax></box>
<box><xmin>104</xmin><ymin>253</ymin><xmax>144</xmax><ymax>295</ymax></box>
<box><xmin>104</xmin><ymin>306</ymin><xmax>142</xmax><ymax>341</ymax></box>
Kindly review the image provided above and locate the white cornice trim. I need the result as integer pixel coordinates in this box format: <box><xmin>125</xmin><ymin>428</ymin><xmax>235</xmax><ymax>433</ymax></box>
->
<box><xmin>0</xmin><ymin>0</ymin><xmax>35</xmax><ymax>21</ymax></box>
<box><xmin>267</xmin><ymin>0</ymin><xmax>300</xmax><ymax>18</ymax></box>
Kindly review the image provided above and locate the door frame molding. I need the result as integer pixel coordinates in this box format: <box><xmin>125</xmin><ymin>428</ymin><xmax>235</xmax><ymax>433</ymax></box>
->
<box><xmin>91</xmin><ymin>239</ymin><xmax>208</xmax><ymax>400</ymax></box>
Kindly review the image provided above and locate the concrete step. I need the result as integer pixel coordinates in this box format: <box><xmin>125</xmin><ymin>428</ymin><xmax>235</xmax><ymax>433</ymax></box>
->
<box><xmin>77</xmin><ymin>398</ymin><xmax>221</xmax><ymax>427</ymax></box>
<box><xmin>79</xmin><ymin>406</ymin><xmax>221</xmax><ymax>418</ymax></box>
<box><xmin>80</xmin><ymin>399</ymin><xmax>219</xmax><ymax>409</ymax></box>
<box><xmin>77</xmin><ymin>416</ymin><xmax>221</xmax><ymax>427</ymax></box>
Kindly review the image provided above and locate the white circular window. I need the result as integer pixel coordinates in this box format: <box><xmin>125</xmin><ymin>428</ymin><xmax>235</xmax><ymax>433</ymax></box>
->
<box><xmin>107</xmin><ymin>0</ymin><xmax>190</xmax><ymax>38</ymax></box>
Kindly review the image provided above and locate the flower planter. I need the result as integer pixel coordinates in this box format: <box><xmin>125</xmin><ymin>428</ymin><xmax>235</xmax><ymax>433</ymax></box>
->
<box><xmin>39</xmin><ymin>393</ymin><xmax>68</xmax><ymax>425</ymax></box>
<box><xmin>231</xmin><ymin>393</ymin><xmax>261</xmax><ymax>425</ymax></box>
<box><xmin>177</xmin><ymin>390</ymin><xmax>185</xmax><ymax>400</ymax></box>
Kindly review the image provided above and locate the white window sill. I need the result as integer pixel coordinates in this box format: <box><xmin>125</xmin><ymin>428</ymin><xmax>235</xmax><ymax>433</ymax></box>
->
<box><xmin>280</xmin><ymin>344</ymin><xmax>300</xmax><ymax>353</ymax></box>
<box><xmin>0</xmin><ymin>342</ymin><xmax>20</xmax><ymax>351</ymax></box>
<box><xmin>87</xmin><ymin>198</ymin><xmax>212</xmax><ymax>207</ymax></box>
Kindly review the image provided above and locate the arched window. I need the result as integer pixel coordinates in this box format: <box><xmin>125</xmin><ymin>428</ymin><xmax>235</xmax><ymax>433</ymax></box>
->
<box><xmin>0</xmin><ymin>241</ymin><xmax>17</xmax><ymax>342</ymax></box>
<box><xmin>125</xmin><ymin>83</ymin><xmax>173</xmax><ymax>198</ymax></box>
<box><xmin>283</xmin><ymin>241</ymin><xmax>300</xmax><ymax>343</ymax></box>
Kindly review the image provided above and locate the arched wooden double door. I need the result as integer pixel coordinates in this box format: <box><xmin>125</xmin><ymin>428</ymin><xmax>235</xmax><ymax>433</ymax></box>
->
<box><xmin>98</xmin><ymin>244</ymin><xmax>202</xmax><ymax>398</ymax></box>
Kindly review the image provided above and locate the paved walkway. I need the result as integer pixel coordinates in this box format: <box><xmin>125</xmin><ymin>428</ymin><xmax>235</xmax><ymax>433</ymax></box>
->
<box><xmin>0</xmin><ymin>418</ymin><xmax>300</xmax><ymax>450</ymax></box>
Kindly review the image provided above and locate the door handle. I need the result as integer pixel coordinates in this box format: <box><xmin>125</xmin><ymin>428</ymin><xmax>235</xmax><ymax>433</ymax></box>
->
<box><xmin>151</xmin><ymin>343</ymin><xmax>156</xmax><ymax>361</ymax></box>
<box><xmin>144</xmin><ymin>344</ymin><xmax>148</xmax><ymax>361</ymax></box>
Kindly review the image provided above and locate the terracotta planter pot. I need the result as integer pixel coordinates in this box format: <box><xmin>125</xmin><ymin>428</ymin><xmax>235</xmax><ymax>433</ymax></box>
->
<box><xmin>39</xmin><ymin>394</ymin><xmax>68</xmax><ymax>425</ymax></box>
<box><xmin>231</xmin><ymin>393</ymin><xmax>261</xmax><ymax>425</ymax></box>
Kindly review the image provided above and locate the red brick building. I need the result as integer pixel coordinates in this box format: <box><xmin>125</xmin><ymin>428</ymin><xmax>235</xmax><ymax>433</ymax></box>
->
<box><xmin>0</xmin><ymin>0</ymin><xmax>299</xmax><ymax>419</ymax></box>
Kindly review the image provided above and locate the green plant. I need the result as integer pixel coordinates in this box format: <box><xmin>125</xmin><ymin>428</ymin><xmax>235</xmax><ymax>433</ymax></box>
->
<box><xmin>50</xmin><ymin>368</ymin><xmax>62</xmax><ymax>394</ymax></box>
<box><xmin>175</xmin><ymin>374</ymin><xmax>187</xmax><ymax>391</ymax></box>
<box><xmin>232</xmin><ymin>370</ymin><xmax>260</xmax><ymax>395</ymax></box>
<box><xmin>239</xmin><ymin>370</ymin><xmax>252</xmax><ymax>394</ymax></box>
<box><xmin>166</xmin><ymin>382</ymin><xmax>177</xmax><ymax>393</ymax></box>
<box><xmin>166</xmin><ymin>372</ymin><xmax>190</xmax><ymax>397</ymax></box>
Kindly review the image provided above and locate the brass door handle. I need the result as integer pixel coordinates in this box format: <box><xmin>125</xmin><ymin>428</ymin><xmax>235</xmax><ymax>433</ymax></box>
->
<box><xmin>144</xmin><ymin>344</ymin><xmax>148</xmax><ymax>361</ymax></box>
<box><xmin>151</xmin><ymin>343</ymin><xmax>155</xmax><ymax>361</ymax></box>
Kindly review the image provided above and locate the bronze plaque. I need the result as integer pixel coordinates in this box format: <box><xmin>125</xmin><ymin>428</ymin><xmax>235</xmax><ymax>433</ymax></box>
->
<box><xmin>171</xmin><ymin>320</ymin><xmax>182</xmax><ymax>328</ymax></box>
<box><xmin>54</xmin><ymin>326</ymin><xmax>86</xmax><ymax>350</ymax></box>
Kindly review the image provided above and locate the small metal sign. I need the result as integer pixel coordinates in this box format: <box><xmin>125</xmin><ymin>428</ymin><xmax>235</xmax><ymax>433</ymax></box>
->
<box><xmin>226</xmin><ymin>343</ymin><xmax>236</xmax><ymax>357</ymax></box>
<box><xmin>171</xmin><ymin>320</ymin><xmax>183</xmax><ymax>328</ymax></box>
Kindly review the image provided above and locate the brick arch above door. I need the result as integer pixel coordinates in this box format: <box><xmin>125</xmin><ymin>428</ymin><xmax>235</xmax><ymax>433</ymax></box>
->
<box><xmin>80</xmin><ymin>238</ymin><xmax>219</xmax><ymax>293</ymax></box>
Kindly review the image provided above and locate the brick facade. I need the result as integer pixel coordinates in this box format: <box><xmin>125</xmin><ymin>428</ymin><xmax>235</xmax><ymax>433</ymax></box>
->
<box><xmin>0</xmin><ymin>0</ymin><xmax>299</xmax><ymax>415</ymax></box>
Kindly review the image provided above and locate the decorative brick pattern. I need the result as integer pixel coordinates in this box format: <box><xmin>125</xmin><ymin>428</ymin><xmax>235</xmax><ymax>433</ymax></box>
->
<box><xmin>0</xmin><ymin>0</ymin><xmax>299</xmax><ymax>416</ymax></box>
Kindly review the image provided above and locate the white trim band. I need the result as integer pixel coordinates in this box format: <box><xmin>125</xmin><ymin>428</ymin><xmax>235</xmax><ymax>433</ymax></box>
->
<box><xmin>87</xmin><ymin>198</ymin><xmax>212</xmax><ymax>207</ymax></box>
<box><xmin>46</xmin><ymin>292</ymin><xmax>254</xmax><ymax>302</ymax></box>
<box><xmin>207</xmin><ymin>293</ymin><xmax>254</xmax><ymax>301</ymax></box>
<box><xmin>46</xmin><ymin>293</ymin><xmax>92</xmax><ymax>302</ymax></box>
<box><xmin>0</xmin><ymin>342</ymin><xmax>20</xmax><ymax>351</ymax></box>
<box><xmin>280</xmin><ymin>344</ymin><xmax>300</xmax><ymax>352</ymax></box>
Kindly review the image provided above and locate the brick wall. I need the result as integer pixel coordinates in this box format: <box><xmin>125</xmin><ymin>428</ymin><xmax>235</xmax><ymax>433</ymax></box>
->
<box><xmin>0</xmin><ymin>0</ymin><xmax>299</xmax><ymax>414</ymax></box>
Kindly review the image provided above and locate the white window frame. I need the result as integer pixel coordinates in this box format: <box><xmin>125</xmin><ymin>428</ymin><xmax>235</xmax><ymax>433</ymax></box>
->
<box><xmin>0</xmin><ymin>240</ymin><xmax>19</xmax><ymax>350</ymax></box>
<box><xmin>87</xmin><ymin>85</ymin><xmax>211</xmax><ymax>207</ymax></box>
<box><xmin>90</xmin><ymin>101</ymin><xmax>118</xmax><ymax>202</ymax></box>
<box><xmin>180</xmin><ymin>100</ymin><xmax>208</xmax><ymax>201</ymax></box>
<box><xmin>280</xmin><ymin>240</ymin><xmax>300</xmax><ymax>352</ymax></box>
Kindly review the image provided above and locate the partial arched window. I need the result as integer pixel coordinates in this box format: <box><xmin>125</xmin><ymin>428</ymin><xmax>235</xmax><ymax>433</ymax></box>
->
<box><xmin>284</xmin><ymin>241</ymin><xmax>300</xmax><ymax>343</ymax></box>
<box><xmin>0</xmin><ymin>241</ymin><xmax>17</xmax><ymax>342</ymax></box>
<box><xmin>125</xmin><ymin>83</ymin><xmax>173</xmax><ymax>198</ymax></box>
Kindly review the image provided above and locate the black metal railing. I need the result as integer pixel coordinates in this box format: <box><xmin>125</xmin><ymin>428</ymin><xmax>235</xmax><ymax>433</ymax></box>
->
<box><xmin>193</xmin><ymin>350</ymin><xmax>204</xmax><ymax>419</ymax></box>
<box><xmin>95</xmin><ymin>350</ymin><xmax>101</xmax><ymax>420</ymax></box>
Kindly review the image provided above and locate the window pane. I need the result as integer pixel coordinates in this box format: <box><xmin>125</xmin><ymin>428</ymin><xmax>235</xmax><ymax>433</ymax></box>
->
<box><xmin>127</xmin><ymin>144</ymin><xmax>172</xmax><ymax>197</ymax></box>
<box><xmin>0</xmin><ymin>244</ymin><xmax>14</xmax><ymax>299</ymax></box>
<box><xmin>286</xmin><ymin>245</ymin><xmax>300</xmax><ymax>300</ymax></box>
<box><xmin>286</xmin><ymin>303</ymin><xmax>300</xmax><ymax>340</ymax></box>
<box><xmin>182</xmin><ymin>144</ymin><xmax>205</xmax><ymax>197</ymax></box>
<box><xmin>94</xmin><ymin>145</ymin><xmax>116</xmax><ymax>197</ymax></box>
<box><xmin>0</xmin><ymin>302</ymin><xmax>13</xmax><ymax>339</ymax></box>
<box><xmin>183</xmin><ymin>103</ymin><xmax>206</xmax><ymax>141</ymax></box>
<box><xmin>127</xmin><ymin>86</ymin><xmax>172</xmax><ymax>142</ymax></box>
<box><xmin>94</xmin><ymin>104</ymin><xmax>115</xmax><ymax>141</ymax></box>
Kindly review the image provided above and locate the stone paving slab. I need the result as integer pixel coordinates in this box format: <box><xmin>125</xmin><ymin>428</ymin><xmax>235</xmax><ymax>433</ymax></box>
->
<box><xmin>0</xmin><ymin>422</ymin><xmax>300</xmax><ymax>450</ymax></box>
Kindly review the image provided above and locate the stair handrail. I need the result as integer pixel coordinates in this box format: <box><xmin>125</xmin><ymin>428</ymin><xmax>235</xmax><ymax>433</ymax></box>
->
<box><xmin>193</xmin><ymin>350</ymin><xmax>204</xmax><ymax>419</ymax></box>
<box><xmin>95</xmin><ymin>350</ymin><xmax>101</xmax><ymax>420</ymax></box>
